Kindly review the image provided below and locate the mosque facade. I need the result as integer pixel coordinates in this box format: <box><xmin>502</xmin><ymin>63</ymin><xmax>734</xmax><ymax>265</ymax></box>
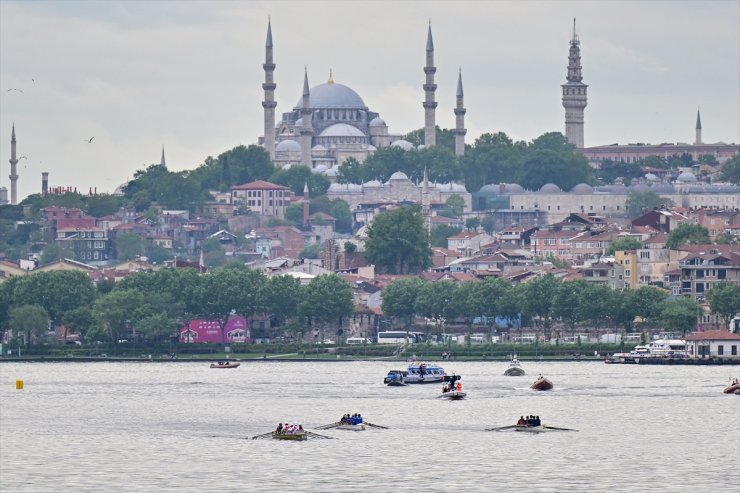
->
<box><xmin>258</xmin><ymin>21</ymin><xmax>466</xmax><ymax>175</ymax></box>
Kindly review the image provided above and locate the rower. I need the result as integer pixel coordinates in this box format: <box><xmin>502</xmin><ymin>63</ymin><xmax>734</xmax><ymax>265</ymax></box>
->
<box><xmin>276</xmin><ymin>423</ymin><xmax>283</xmax><ymax>434</ymax></box>
<box><xmin>517</xmin><ymin>416</ymin><xmax>526</xmax><ymax>426</ymax></box>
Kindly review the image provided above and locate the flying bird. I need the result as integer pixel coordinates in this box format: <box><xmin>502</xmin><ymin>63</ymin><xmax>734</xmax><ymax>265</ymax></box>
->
<box><xmin>7</xmin><ymin>88</ymin><xmax>23</xmax><ymax>93</ymax></box>
<box><xmin>86</xmin><ymin>137</ymin><xmax>95</xmax><ymax>143</ymax></box>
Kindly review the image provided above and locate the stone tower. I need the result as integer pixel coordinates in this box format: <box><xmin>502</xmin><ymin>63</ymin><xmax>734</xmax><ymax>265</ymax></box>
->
<box><xmin>561</xmin><ymin>18</ymin><xmax>588</xmax><ymax>149</ymax></box>
<box><xmin>9</xmin><ymin>123</ymin><xmax>19</xmax><ymax>205</ymax></box>
<box><xmin>262</xmin><ymin>19</ymin><xmax>277</xmax><ymax>160</ymax></box>
<box><xmin>454</xmin><ymin>68</ymin><xmax>466</xmax><ymax>156</ymax></box>
<box><xmin>695</xmin><ymin>108</ymin><xmax>702</xmax><ymax>145</ymax></box>
<box><xmin>42</xmin><ymin>172</ymin><xmax>49</xmax><ymax>196</ymax></box>
<box><xmin>303</xmin><ymin>181</ymin><xmax>310</xmax><ymax>229</ymax></box>
<box><xmin>300</xmin><ymin>68</ymin><xmax>313</xmax><ymax>167</ymax></box>
<box><xmin>423</xmin><ymin>23</ymin><xmax>437</xmax><ymax>148</ymax></box>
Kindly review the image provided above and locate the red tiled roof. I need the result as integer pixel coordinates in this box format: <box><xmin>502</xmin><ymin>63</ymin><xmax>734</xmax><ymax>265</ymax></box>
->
<box><xmin>685</xmin><ymin>330</ymin><xmax>740</xmax><ymax>341</ymax></box>
<box><xmin>231</xmin><ymin>180</ymin><xmax>290</xmax><ymax>191</ymax></box>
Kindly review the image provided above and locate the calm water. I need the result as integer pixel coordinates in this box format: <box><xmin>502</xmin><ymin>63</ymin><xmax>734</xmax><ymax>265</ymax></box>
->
<box><xmin>1</xmin><ymin>360</ymin><xmax>738</xmax><ymax>492</ymax></box>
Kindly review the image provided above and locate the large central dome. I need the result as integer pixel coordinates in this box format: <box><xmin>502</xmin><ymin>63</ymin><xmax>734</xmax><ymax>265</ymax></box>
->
<box><xmin>295</xmin><ymin>82</ymin><xmax>366</xmax><ymax>109</ymax></box>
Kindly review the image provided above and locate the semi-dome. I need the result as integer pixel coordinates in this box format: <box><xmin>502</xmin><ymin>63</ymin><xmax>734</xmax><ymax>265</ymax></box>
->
<box><xmin>276</xmin><ymin>139</ymin><xmax>301</xmax><ymax>152</ymax></box>
<box><xmin>312</xmin><ymin>144</ymin><xmax>327</xmax><ymax>152</ymax></box>
<box><xmin>479</xmin><ymin>184</ymin><xmax>499</xmax><ymax>193</ymax></box>
<box><xmin>366</xmin><ymin>144</ymin><xmax>377</xmax><ymax>151</ymax></box>
<box><xmin>572</xmin><ymin>183</ymin><xmax>594</xmax><ymax>194</ymax></box>
<box><xmin>539</xmin><ymin>183</ymin><xmax>562</xmax><ymax>193</ymax></box>
<box><xmin>296</xmin><ymin>82</ymin><xmax>367</xmax><ymax>109</ymax></box>
<box><xmin>294</xmin><ymin>118</ymin><xmax>303</xmax><ymax>127</ymax></box>
<box><xmin>505</xmin><ymin>183</ymin><xmax>525</xmax><ymax>193</ymax></box>
<box><xmin>369</xmin><ymin>117</ymin><xmax>387</xmax><ymax>127</ymax></box>
<box><xmin>319</xmin><ymin>123</ymin><xmax>365</xmax><ymax>138</ymax></box>
<box><xmin>389</xmin><ymin>171</ymin><xmax>409</xmax><ymax>181</ymax></box>
<box><xmin>677</xmin><ymin>171</ymin><xmax>697</xmax><ymax>183</ymax></box>
<box><xmin>364</xmin><ymin>180</ymin><xmax>383</xmax><ymax>187</ymax></box>
<box><xmin>390</xmin><ymin>139</ymin><xmax>414</xmax><ymax>150</ymax></box>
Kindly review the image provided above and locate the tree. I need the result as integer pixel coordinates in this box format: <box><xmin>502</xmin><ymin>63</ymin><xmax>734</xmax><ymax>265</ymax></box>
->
<box><xmin>13</xmin><ymin>270</ymin><xmax>97</xmax><ymax>327</ymax></box>
<box><xmin>430</xmin><ymin>224</ymin><xmax>462</xmax><ymax>248</ymax></box>
<box><xmin>666</xmin><ymin>223</ymin><xmax>710</xmax><ymax>249</ymax></box>
<box><xmin>465</xmin><ymin>217</ymin><xmax>480</xmax><ymax>231</ymax></box>
<box><xmin>439</xmin><ymin>194</ymin><xmax>465</xmax><ymax>218</ymax></box>
<box><xmin>404</xmin><ymin>126</ymin><xmax>456</xmax><ymax>153</ymax></box>
<box><xmin>551</xmin><ymin>280</ymin><xmax>589</xmax><ymax>335</ymax></box>
<box><xmin>269</xmin><ymin>165</ymin><xmax>330</xmax><ymax>196</ymax></box>
<box><xmin>626</xmin><ymin>191</ymin><xmax>667</xmax><ymax>219</ymax></box>
<box><xmin>414</xmin><ymin>281</ymin><xmax>458</xmax><ymax>327</ymax></box>
<box><xmin>707</xmin><ymin>282</ymin><xmax>740</xmax><ymax>329</ymax></box>
<box><xmin>285</xmin><ymin>204</ymin><xmax>304</xmax><ymax>226</ymax></box>
<box><xmin>299</xmin><ymin>274</ymin><xmax>354</xmax><ymax>342</ymax></box>
<box><xmin>336</xmin><ymin>157</ymin><xmax>366</xmax><ymax>184</ymax></box>
<box><xmin>61</xmin><ymin>306</ymin><xmax>95</xmax><ymax>341</ymax></box>
<box><xmin>201</xmin><ymin>237</ymin><xmax>227</xmax><ymax>268</ymax></box>
<box><xmin>9</xmin><ymin>305</ymin><xmax>49</xmax><ymax>348</ymax></box>
<box><xmin>85</xmin><ymin>194</ymin><xmax>123</xmax><ymax>218</ymax></box>
<box><xmin>659</xmin><ymin>297</ymin><xmax>700</xmax><ymax>336</ymax></box>
<box><xmin>627</xmin><ymin>286</ymin><xmax>668</xmax><ymax>328</ymax></box>
<box><xmin>607</xmin><ymin>237</ymin><xmax>643</xmax><ymax>255</ymax></box>
<box><xmin>300</xmin><ymin>243</ymin><xmax>321</xmax><ymax>259</ymax></box>
<box><xmin>381</xmin><ymin>278</ymin><xmax>425</xmax><ymax>327</ymax></box>
<box><xmin>40</xmin><ymin>242</ymin><xmax>75</xmax><ymax>264</ymax></box>
<box><xmin>365</xmin><ymin>206</ymin><xmax>431</xmax><ymax>274</ymax></box>
<box><xmin>519</xmin><ymin>274</ymin><xmax>560</xmax><ymax>328</ymax></box>
<box><xmin>329</xmin><ymin>199</ymin><xmax>353</xmax><ymax>233</ymax></box>
<box><xmin>145</xmin><ymin>243</ymin><xmax>172</xmax><ymax>264</ymax></box>
<box><xmin>93</xmin><ymin>289</ymin><xmax>145</xmax><ymax>343</ymax></box>
<box><xmin>718</xmin><ymin>155</ymin><xmax>740</xmax><ymax>184</ymax></box>
<box><xmin>259</xmin><ymin>274</ymin><xmax>303</xmax><ymax>326</ymax></box>
<box><xmin>115</xmin><ymin>232</ymin><xmax>144</xmax><ymax>261</ymax></box>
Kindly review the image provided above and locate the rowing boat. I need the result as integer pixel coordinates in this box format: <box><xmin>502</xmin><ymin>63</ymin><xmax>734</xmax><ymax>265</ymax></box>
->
<box><xmin>272</xmin><ymin>432</ymin><xmax>308</xmax><ymax>441</ymax></box>
<box><xmin>531</xmin><ymin>375</ymin><xmax>553</xmax><ymax>391</ymax></box>
<box><xmin>334</xmin><ymin>423</ymin><xmax>366</xmax><ymax>431</ymax></box>
<box><xmin>210</xmin><ymin>362</ymin><xmax>240</xmax><ymax>369</ymax></box>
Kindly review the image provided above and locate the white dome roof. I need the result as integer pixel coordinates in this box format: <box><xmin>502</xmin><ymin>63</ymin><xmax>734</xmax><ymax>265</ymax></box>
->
<box><xmin>294</xmin><ymin>118</ymin><xmax>303</xmax><ymax>127</ymax></box>
<box><xmin>417</xmin><ymin>144</ymin><xmax>426</xmax><ymax>150</ymax></box>
<box><xmin>539</xmin><ymin>183</ymin><xmax>562</xmax><ymax>193</ymax></box>
<box><xmin>572</xmin><ymin>183</ymin><xmax>594</xmax><ymax>194</ymax></box>
<box><xmin>369</xmin><ymin>117</ymin><xmax>387</xmax><ymax>127</ymax></box>
<box><xmin>324</xmin><ymin>167</ymin><xmax>338</xmax><ymax>176</ymax></box>
<box><xmin>390</xmin><ymin>139</ymin><xmax>414</xmax><ymax>151</ymax></box>
<box><xmin>312</xmin><ymin>144</ymin><xmax>327</xmax><ymax>152</ymax></box>
<box><xmin>389</xmin><ymin>171</ymin><xmax>409</xmax><ymax>181</ymax></box>
<box><xmin>295</xmin><ymin>82</ymin><xmax>367</xmax><ymax>109</ymax></box>
<box><xmin>645</xmin><ymin>173</ymin><xmax>658</xmax><ymax>181</ymax></box>
<box><xmin>366</xmin><ymin>144</ymin><xmax>377</xmax><ymax>151</ymax></box>
<box><xmin>364</xmin><ymin>180</ymin><xmax>383</xmax><ymax>187</ymax></box>
<box><xmin>319</xmin><ymin>123</ymin><xmax>365</xmax><ymax>138</ymax></box>
<box><xmin>677</xmin><ymin>171</ymin><xmax>697</xmax><ymax>183</ymax></box>
<box><xmin>276</xmin><ymin>139</ymin><xmax>301</xmax><ymax>152</ymax></box>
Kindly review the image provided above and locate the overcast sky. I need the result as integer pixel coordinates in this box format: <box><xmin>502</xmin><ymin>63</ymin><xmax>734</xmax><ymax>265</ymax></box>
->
<box><xmin>1</xmin><ymin>0</ymin><xmax>738</xmax><ymax>201</ymax></box>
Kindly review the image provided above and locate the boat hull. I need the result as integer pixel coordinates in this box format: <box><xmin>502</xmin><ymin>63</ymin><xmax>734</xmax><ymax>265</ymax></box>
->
<box><xmin>210</xmin><ymin>363</ymin><xmax>240</xmax><ymax>369</ymax></box>
<box><xmin>272</xmin><ymin>432</ymin><xmax>307</xmax><ymax>441</ymax></box>
<box><xmin>440</xmin><ymin>391</ymin><xmax>466</xmax><ymax>400</ymax></box>
<box><xmin>504</xmin><ymin>367</ymin><xmax>525</xmax><ymax>376</ymax></box>
<box><xmin>723</xmin><ymin>382</ymin><xmax>740</xmax><ymax>394</ymax></box>
<box><xmin>514</xmin><ymin>425</ymin><xmax>545</xmax><ymax>433</ymax></box>
<box><xmin>531</xmin><ymin>377</ymin><xmax>554</xmax><ymax>391</ymax></box>
<box><xmin>335</xmin><ymin>424</ymin><xmax>366</xmax><ymax>431</ymax></box>
<box><xmin>386</xmin><ymin>380</ymin><xmax>407</xmax><ymax>387</ymax></box>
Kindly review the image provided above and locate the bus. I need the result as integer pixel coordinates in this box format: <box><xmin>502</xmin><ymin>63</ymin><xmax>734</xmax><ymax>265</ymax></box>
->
<box><xmin>377</xmin><ymin>331</ymin><xmax>426</xmax><ymax>344</ymax></box>
<box><xmin>346</xmin><ymin>337</ymin><xmax>372</xmax><ymax>345</ymax></box>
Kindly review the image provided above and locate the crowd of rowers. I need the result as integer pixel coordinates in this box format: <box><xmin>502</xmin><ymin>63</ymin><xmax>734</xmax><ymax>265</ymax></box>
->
<box><xmin>517</xmin><ymin>415</ymin><xmax>542</xmax><ymax>427</ymax></box>
<box><xmin>275</xmin><ymin>423</ymin><xmax>304</xmax><ymax>435</ymax></box>
<box><xmin>340</xmin><ymin>413</ymin><xmax>363</xmax><ymax>425</ymax></box>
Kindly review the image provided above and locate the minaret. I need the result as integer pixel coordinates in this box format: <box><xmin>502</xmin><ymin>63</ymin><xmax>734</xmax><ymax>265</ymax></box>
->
<box><xmin>42</xmin><ymin>172</ymin><xmax>49</xmax><ymax>196</ymax></box>
<box><xmin>9</xmin><ymin>123</ymin><xmax>19</xmax><ymax>205</ymax></box>
<box><xmin>160</xmin><ymin>146</ymin><xmax>166</xmax><ymax>166</ymax></box>
<box><xmin>300</xmin><ymin>68</ymin><xmax>313</xmax><ymax>167</ymax></box>
<box><xmin>423</xmin><ymin>22</ymin><xmax>437</xmax><ymax>148</ymax></box>
<box><xmin>694</xmin><ymin>108</ymin><xmax>702</xmax><ymax>145</ymax></box>
<box><xmin>561</xmin><ymin>18</ymin><xmax>588</xmax><ymax>149</ymax></box>
<box><xmin>421</xmin><ymin>167</ymin><xmax>431</xmax><ymax>232</ymax></box>
<box><xmin>453</xmin><ymin>68</ymin><xmax>466</xmax><ymax>156</ymax></box>
<box><xmin>262</xmin><ymin>19</ymin><xmax>277</xmax><ymax>160</ymax></box>
<box><xmin>303</xmin><ymin>181</ymin><xmax>310</xmax><ymax>229</ymax></box>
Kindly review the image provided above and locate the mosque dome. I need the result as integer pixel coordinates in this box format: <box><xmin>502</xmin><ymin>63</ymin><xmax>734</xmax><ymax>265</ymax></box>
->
<box><xmin>644</xmin><ymin>173</ymin><xmax>658</xmax><ymax>182</ymax></box>
<box><xmin>389</xmin><ymin>171</ymin><xmax>410</xmax><ymax>181</ymax></box>
<box><xmin>539</xmin><ymin>183</ymin><xmax>562</xmax><ymax>193</ymax></box>
<box><xmin>294</xmin><ymin>118</ymin><xmax>303</xmax><ymax>127</ymax></box>
<box><xmin>319</xmin><ymin>123</ymin><xmax>366</xmax><ymax>138</ymax></box>
<box><xmin>505</xmin><ymin>183</ymin><xmax>525</xmax><ymax>193</ymax></box>
<box><xmin>572</xmin><ymin>183</ymin><xmax>594</xmax><ymax>194</ymax></box>
<box><xmin>479</xmin><ymin>184</ymin><xmax>499</xmax><ymax>193</ymax></box>
<box><xmin>312</xmin><ymin>144</ymin><xmax>327</xmax><ymax>152</ymax></box>
<box><xmin>366</xmin><ymin>144</ymin><xmax>377</xmax><ymax>151</ymax></box>
<box><xmin>677</xmin><ymin>171</ymin><xmax>697</xmax><ymax>183</ymax></box>
<box><xmin>276</xmin><ymin>139</ymin><xmax>301</xmax><ymax>152</ymax></box>
<box><xmin>369</xmin><ymin>117</ymin><xmax>387</xmax><ymax>127</ymax></box>
<box><xmin>296</xmin><ymin>82</ymin><xmax>367</xmax><ymax>109</ymax></box>
<box><xmin>364</xmin><ymin>180</ymin><xmax>383</xmax><ymax>187</ymax></box>
<box><xmin>390</xmin><ymin>139</ymin><xmax>414</xmax><ymax>151</ymax></box>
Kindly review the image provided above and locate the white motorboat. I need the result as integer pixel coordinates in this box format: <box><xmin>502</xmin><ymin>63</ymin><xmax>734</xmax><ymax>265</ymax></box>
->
<box><xmin>439</xmin><ymin>390</ymin><xmax>467</xmax><ymax>400</ymax></box>
<box><xmin>403</xmin><ymin>361</ymin><xmax>448</xmax><ymax>384</ymax></box>
<box><xmin>504</xmin><ymin>356</ymin><xmax>525</xmax><ymax>376</ymax></box>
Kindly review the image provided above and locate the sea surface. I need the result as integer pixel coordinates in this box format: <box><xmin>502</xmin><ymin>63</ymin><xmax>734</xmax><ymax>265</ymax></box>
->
<box><xmin>1</xmin><ymin>360</ymin><xmax>738</xmax><ymax>492</ymax></box>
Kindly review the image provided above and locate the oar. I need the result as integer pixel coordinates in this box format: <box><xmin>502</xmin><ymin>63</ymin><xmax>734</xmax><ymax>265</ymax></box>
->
<box><xmin>251</xmin><ymin>431</ymin><xmax>275</xmax><ymax>439</ymax></box>
<box><xmin>544</xmin><ymin>426</ymin><xmax>578</xmax><ymax>432</ymax></box>
<box><xmin>364</xmin><ymin>422</ymin><xmax>389</xmax><ymax>429</ymax></box>
<box><xmin>315</xmin><ymin>422</ymin><xmax>341</xmax><ymax>430</ymax></box>
<box><xmin>484</xmin><ymin>425</ymin><xmax>518</xmax><ymax>431</ymax></box>
<box><xmin>307</xmin><ymin>431</ymin><xmax>333</xmax><ymax>439</ymax></box>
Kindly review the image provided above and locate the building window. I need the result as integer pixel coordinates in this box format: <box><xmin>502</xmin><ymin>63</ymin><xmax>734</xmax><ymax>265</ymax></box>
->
<box><xmin>732</xmin><ymin>345</ymin><xmax>737</xmax><ymax>356</ymax></box>
<box><xmin>718</xmin><ymin>345</ymin><xmax>724</xmax><ymax>356</ymax></box>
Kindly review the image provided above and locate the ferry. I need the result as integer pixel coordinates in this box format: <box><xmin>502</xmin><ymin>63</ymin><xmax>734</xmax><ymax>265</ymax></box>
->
<box><xmin>384</xmin><ymin>361</ymin><xmax>450</xmax><ymax>384</ymax></box>
<box><xmin>605</xmin><ymin>339</ymin><xmax>689</xmax><ymax>364</ymax></box>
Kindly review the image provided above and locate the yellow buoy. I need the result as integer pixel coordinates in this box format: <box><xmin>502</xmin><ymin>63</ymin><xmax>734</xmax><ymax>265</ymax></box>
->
<box><xmin>16</xmin><ymin>380</ymin><xmax>24</xmax><ymax>390</ymax></box>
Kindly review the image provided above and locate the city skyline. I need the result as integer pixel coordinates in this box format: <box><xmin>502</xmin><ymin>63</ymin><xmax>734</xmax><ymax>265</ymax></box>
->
<box><xmin>1</xmin><ymin>0</ymin><xmax>738</xmax><ymax>202</ymax></box>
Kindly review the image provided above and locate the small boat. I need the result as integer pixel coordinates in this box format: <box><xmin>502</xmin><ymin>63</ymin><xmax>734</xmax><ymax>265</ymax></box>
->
<box><xmin>515</xmin><ymin>425</ymin><xmax>546</xmax><ymax>433</ymax></box>
<box><xmin>384</xmin><ymin>370</ymin><xmax>409</xmax><ymax>385</ymax></box>
<box><xmin>723</xmin><ymin>378</ymin><xmax>740</xmax><ymax>394</ymax></box>
<box><xmin>210</xmin><ymin>361</ymin><xmax>240</xmax><ymax>368</ymax></box>
<box><xmin>272</xmin><ymin>431</ymin><xmax>308</xmax><ymax>441</ymax></box>
<box><xmin>504</xmin><ymin>356</ymin><xmax>526</xmax><ymax>376</ymax></box>
<box><xmin>439</xmin><ymin>390</ymin><xmax>467</xmax><ymax>400</ymax></box>
<box><xmin>334</xmin><ymin>423</ymin><xmax>366</xmax><ymax>431</ymax></box>
<box><xmin>440</xmin><ymin>374</ymin><xmax>466</xmax><ymax>399</ymax></box>
<box><xmin>531</xmin><ymin>375</ymin><xmax>553</xmax><ymax>391</ymax></box>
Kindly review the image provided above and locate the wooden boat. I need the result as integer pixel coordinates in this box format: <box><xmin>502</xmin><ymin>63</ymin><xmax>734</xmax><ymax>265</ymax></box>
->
<box><xmin>515</xmin><ymin>425</ymin><xmax>546</xmax><ymax>433</ymax></box>
<box><xmin>504</xmin><ymin>356</ymin><xmax>526</xmax><ymax>376</ymax></box>
<box><xmin>335</xmin><ymin>423</ymin><xmax>366</xmax><ymax>431</ymax></box>
<box><xmin>272</xmin><ymin>431</ymin><xmax>307</xmax><ymax>441</ymax></box>
<box><xmin>439</xmin><ymin>390</ymin><xmax>467</xmax><ymax>400</ymax></box>
<box><xmin>723</xmin><ymin>379</ymin><xmax>740</xmax><ymax>394</ymax></box>
<box><xmin>531</xmin><ymin>375</ymin><xmax>553</xmax><ymax>391</ymax></box>
<box><xmin>210</xmin><ymin>362</ymin><xmax>240</xmax><ymax>369</ymax></box>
